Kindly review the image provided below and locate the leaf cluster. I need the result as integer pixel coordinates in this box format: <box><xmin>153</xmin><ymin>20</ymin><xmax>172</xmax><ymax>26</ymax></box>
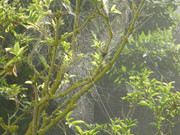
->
<box><xmin>123</xmin><ymin>70</ymin><xmax>180</xmax><ymax>135</ymax></box>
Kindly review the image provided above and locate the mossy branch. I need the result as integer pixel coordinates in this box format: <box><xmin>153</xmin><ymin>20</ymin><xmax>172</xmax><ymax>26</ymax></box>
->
<box><xmin>22</xmin><ymin>1</ymin><xmax>145</xmax><ymax>135</ymax></box>
<box><xmin>32</xmin><ymin>83</ymin><xmax>39</xmax><ymax>135</ymax></box>
<box><xmin>62</xmin><ymin>0</ymin><xmax>145</xmax><ymax>115</ymax></box>
<box><xmin>38</xmin><ymin>104</ymin><xmax>77</xmax><ymax>135</ymax></box>
<box><xmin>35</xmin><ymin>1</ymin><xmax>146</xmax><ymax>134</ymax></box>
<box><xmin>0</xmin><ymin>117</ymin><xmax>19</xmax><ymax>134</ymax></box>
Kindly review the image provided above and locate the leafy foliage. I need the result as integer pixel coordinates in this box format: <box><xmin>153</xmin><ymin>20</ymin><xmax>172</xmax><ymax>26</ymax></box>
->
<box><xmin>0</xmin><ymin>0</ymin><xmax>147</xmax><ymax>134</ymax></box>
<box><xmin>65</xmin><ymin>111</ymin><xmax>137</xmax><ymax>135</ymax></box>
<box><xmin>0</xmin><ymin>0</ymin><xmax>179</xmax><ymax>135</ymax></box>
<box><xmin>110</xmin><ymin>26</ymin><xmax>180</xmax><ymax>88</ymax></box>
<box><xmin>123</xmin><ymin>70</ymin><xmax>180</xmax><ymax>135</ymax></box>
<box><xmin>137</xmin><ymin>0</ymin><xmax>179</xmax><ymax>33</ymax></box>
<box><xmin>66</xmin><ymin>70</ymin><xmax>180</xmax><ymax>135</ymax></box>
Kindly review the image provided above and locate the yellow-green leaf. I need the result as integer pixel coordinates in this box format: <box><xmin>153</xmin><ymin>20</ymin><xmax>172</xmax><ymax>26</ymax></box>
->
<box><xmin>5</xmin><ymin>48</ymin><xmax>15</xmax><ymax>55</ymax></box>
<box><xmin>14</xmin><ymin>42</ymin><xmax>20</xmax><ymax>55</ymax></box>
<box><xmin>75</xmin><ymin>126</ymin><xmax>83</xmax><ymax>134</ymax></box>
<box><xmin>71</xmin><ymin>120</ymin><xmax>85</xmax><ymax>125</ymax></box>
<box><xmin>17</xmin><ymin>46</ymin><xmax>27</xmax><ymax>56</ymax></box>
<box><xmin>111</xmin><ymin>4</ymin><xmax>116</xmax><ymax>11</ymax></box>
<box><xmin>121</xmin><ymin>65</ymin><xmax>126</xmax><ymax>72</ymax></box>
<box><xmin>139</xmin><ymin>101</ymin><xmax>150</xmax><ymax>107</ymax></box>
<box><xmin>25</xmin><ymin>81</ymin><xmax>32</xmax><ymax>84</ymax></box>
<box><xmin>113</xmin><ymin>10</ymin><xmax>122</xmax><ymax>15</ymax></box>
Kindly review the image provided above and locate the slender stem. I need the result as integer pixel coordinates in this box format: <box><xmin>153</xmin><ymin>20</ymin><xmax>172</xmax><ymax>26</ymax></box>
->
<box><xmin>71</xmin><ymin>0</ymin><xmax>80</xmax><ymax>60</ymax></box>
<box><xmin>96</xmin><ymin>4</ymin><xmax>113</xmax><ymax>53</ymax></box>
<box><xmin>43</xmin><ymin>17</ymin><xmax>59</xmax><ymax>95</ymax></box>
<box><xmin>59</xmin><ymin>12</ymin><xmax>96</xmax><ymax>42</ymax></box>
<box><xmin>32</xmin><ymin>83</ymin><xmax>39</xmax><ymax>135</ymax></box>
<box><xmin>80</xmin><ymin>0</ymin><xmax>87</xmax><ymax>10</ymax></box>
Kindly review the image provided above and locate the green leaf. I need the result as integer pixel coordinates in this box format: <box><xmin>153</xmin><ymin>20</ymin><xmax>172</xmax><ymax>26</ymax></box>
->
<box><xmin>104</xmin><ymin>124</ymin><xmax>107</xmax><ymax>129</ymax></box>
<box><xmin>66</xmin><ymin>111</ymin><xmax>73</xmax><ymax>121</ymax></box>
<box><xmin>67</xmin><ymin>118</ymin><xmax>74</xmax><ymax>122</ymax></box>
<box><xmin>14</xmin><ymin>42</ymin><xmax>20</xmax><ymax>55</ymax></box>
<box><xmin>113</xmin><ymin>10</ymin><xmax>122</xmax><ymax>15</ymax></box>
<box><xmin>0</xmin><ymin>36</ymin><xmax>4</xmax><ymax>39</ymax></box>
<box><xmin>5</xmin><ymin>48</ymin><xmax>15</xmax><ymax>55</ymax></box>
<box><xmin>139</xmin><ymin>101</ymin><xmax>150</xmax><ymax>107</ymax></box>
<box><xmin>106</xmin><ymin>70</ymin><xmax>110</xmax><ymax>74</ymax></box>
<box><xmin>17</xmin><ymin>46</ymin><xmax>27</xmax><ymax>56</ymax></box>
<box><xmin>121</xmin><ymin>65</ymin><xmax>126</xmax><ymax>72</ymax></box>
<box><xmin>111</xmin><ymin>4</ymin><xmax>116</xmax><ymax>11</ymax></box>
<box><xmin>27</xmin><ymin>22</ymin><xmax>39</xmax><ymax>30</ymax></box>
<box><xmin>88</xmin><ymin>125</ymin><xmax>101</xmax><ymax>135</ymax></box>
<box><xmin>71</xmin><ymin>120</ymin><xmax>85</xmax><ymax>125</ymax></box>
<box><xmin>151</xmin><ymin>93</ymin><xmax>161</xmax><ymax>97</ymax></box>
<box><xmin>75</xmin><ymin>126</ymin><xmax>83</xmax><ymax>134</ymax></box>
<box><xmin>120</xmin><ymin>127</ymin><xmax>126</xmax><ymax>133</ymax></box>
<box><xmin>177</xmin><ymin>44</ymin><xmax>180</xmax><ymax>50</ymax></box>
<box><xmin>120</xmin><ymin>122</ymin><xmax>127</xmax><ymax>128</ymax></box>
<box><xmin>38</xmin><ymin>54</ymin><xmax>47</xmax><ymax>67</ymax></box>
<box><xmin>25</xmin><ymin>81</ymin><xmax>32</xmax><ymax>84</ymax></box>
<box><xmin>150</xmin><ymin>122</ymin><xmax>157</xmax><ymax>127</ymax></box>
